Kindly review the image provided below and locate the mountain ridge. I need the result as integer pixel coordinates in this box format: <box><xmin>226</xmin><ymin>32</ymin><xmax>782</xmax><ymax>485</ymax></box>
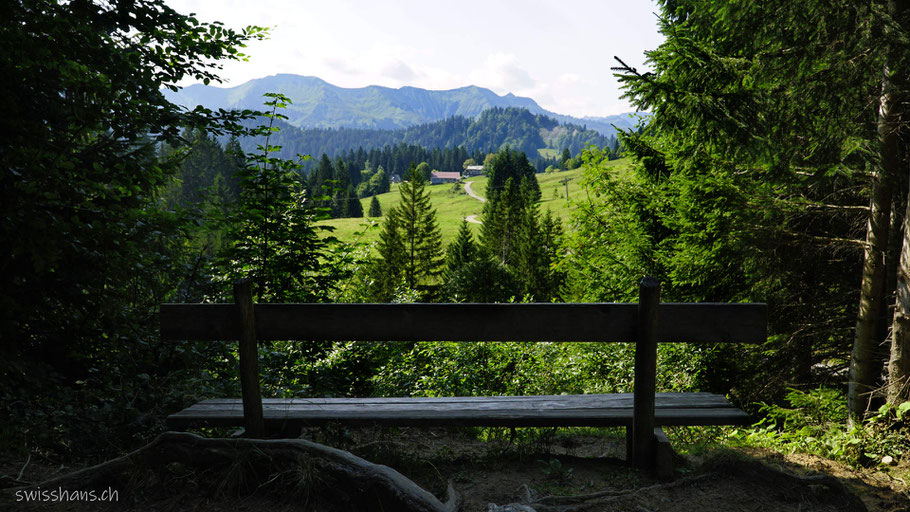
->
<box><xmin>164</xmin><ymin>74</ymin><xmax>642</xmax><ymax>136</ymax></box>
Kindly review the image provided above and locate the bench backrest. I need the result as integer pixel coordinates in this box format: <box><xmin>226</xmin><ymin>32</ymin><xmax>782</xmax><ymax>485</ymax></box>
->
<box><xmin>160</xmin><ymin>302</ymin><xmax>765</xmax><ymax>343</ymax></box>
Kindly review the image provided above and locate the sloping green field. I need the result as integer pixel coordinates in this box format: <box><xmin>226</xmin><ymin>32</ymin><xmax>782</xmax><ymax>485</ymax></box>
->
<box><xmin>320</xmin><ymin>157</ymin><xmax>632</xmax><ymax>246</ymax></box>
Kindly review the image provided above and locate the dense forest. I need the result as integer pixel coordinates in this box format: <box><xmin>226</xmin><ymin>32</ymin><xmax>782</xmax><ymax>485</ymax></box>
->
<box><xmin>237</xmin><ymin>106</ymin><xmax>618</xmax><ymax>167</ymax></box>
<box><xmin>2</xmin><ymin>0</ymin><xmax>910</xmax><ymax>509</ymax></box>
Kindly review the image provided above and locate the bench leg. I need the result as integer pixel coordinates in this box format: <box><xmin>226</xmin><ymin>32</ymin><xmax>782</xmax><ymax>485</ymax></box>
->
<box><xmin>653</xmin><ymin>427</ymin><xmax>674</xmax><ymax>480</ymax></box>
<box><xmin>625</xmin><ymin>426</ymin><xmax>634</xmax><ymax>462</ymax></box>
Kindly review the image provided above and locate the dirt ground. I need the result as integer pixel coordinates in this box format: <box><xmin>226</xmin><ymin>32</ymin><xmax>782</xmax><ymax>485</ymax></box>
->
<box><xmin>1</xmin><ymin>427</ymin><xmax>908</xmax><ymax>511</ymax></box>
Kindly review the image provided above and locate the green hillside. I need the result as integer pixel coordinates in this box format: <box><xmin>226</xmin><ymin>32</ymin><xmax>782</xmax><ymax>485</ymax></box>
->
<box><xmin>321</xmin><ymin>157</ymin><xmax>632</xmax><ymax>247</ymax></box>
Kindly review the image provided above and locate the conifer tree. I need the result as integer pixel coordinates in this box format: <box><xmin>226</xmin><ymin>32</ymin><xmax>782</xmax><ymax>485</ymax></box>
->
<box><xmin>482</xmin><ymin>177</ymin><xmax>524</xmax><ymax>266</ymax></box>
<box><xmin>370</xmin><ymin>212</ymin><xmax>406</xmax><ymax>301</ymax></box>
<box><xmin>445</xmin><ymin>219</ymin><xmax>477</xmax><ymax>279</ymax></box>
<box><xmin>346</xmin><ymin>186</ymin><xmax>363</xmax><ymax>218</ymax></box>
<box><xmin>369</xmin><ymin>164</ymin><xmax>443</xmax><ymax>300</ymax></box>
<box><xmin>368</xmin><ymin>195</ymin><xmax>382</xmax><ymax>217</ymax></box>
<box><xmin>308</xmin><ymin>153</ymin><xmax>335</xmax><ymax>203</ymax></box>
<box><xmin>442</xmin><ymin>220</ymin><xmax>516</xmax><ymax>302</ymax></box>
<box><xmin>590</xmin><ymin>0</ymin><xmax>910</xmax><ymax>414</ymax></box>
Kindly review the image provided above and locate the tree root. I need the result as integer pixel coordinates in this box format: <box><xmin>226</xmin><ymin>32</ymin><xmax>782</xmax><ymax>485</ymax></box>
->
<box><xmin>3</xmin><ymin>431</ymin><xmax>459</xmax><ymax>512</ymax></box>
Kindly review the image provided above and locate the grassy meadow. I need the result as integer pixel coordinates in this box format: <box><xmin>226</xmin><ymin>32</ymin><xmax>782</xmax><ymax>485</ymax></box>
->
<box><xmin>320</xmin><ymin>157</ymin><xmax>632</xmax><ymax>247</ymax></box>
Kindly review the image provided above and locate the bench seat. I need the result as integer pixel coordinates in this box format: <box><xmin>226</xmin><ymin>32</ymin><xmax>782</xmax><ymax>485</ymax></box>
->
<box><xmin>167</xmin><ymin>392</ymin><xmax>751</xmax><ymax>430</ymax></box>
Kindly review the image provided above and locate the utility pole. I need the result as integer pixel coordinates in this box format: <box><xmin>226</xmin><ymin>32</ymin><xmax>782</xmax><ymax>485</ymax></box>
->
<box><xmin>559</xmin><ymin>177</ymin><xmax>573</xmax><ymax>202</ymax></box>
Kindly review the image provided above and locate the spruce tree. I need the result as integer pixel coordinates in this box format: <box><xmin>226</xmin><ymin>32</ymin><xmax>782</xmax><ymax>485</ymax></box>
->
<box><xmin>369</xmin><ymin>164</ymin><xmax>443</xmax><ymax>300</ymax></box>
<box><xmin>442</xmin><ymin>218</ymin><xmax>519</xmax><ymax>302</ymax></box>
<box><xmin>346</xmin><ymin>186</ymin><xmax>363</xmax><ymax>218</ymax></box>
<box><xmin>370</xmin><ymin>211</ymin><xmax>406</xmax><ymax>301</ymax></box>
<box><xmin>445</xmin><ymin>219</ymin><xmax>477</xmax><ymax>279</ymax></box>
<box><xmin>368</xmin><ymin>195</ymin><xmax>382</xmax><ymax>217</ymax></box>
<box><xmin>589</xmin><ymin>0</ymin><xmax>910</xmax><ymax>415</ymax></box>
<box><xmin>308</xmin><ymin>153</ymin><xmax>335</xmax><ymax>203</ymax></box>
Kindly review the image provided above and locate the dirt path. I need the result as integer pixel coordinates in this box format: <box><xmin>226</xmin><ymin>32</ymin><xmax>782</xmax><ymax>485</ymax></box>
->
<box><xmin>464</xmin><ymin>181</ymin><xmax>486</xmax><ymax>203</ymax></box>
<box><xmin>463</xmin><ymin>181</ymin><xmax>484</xmax><ymax>225</ymax></box>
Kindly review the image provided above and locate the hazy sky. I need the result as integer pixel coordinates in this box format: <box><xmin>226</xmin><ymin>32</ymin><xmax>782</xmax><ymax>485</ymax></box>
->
<box><xmin>165</xmin><ymin>1</ymin><xmax>664</xmax><ymax>117</ymax></box>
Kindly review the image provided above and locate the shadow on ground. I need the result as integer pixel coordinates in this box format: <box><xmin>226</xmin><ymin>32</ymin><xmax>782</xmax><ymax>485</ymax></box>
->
<box><xmin>2</xmin><ymin>427</ymin><xmax>907</xmax><ymax>511</ymax></box>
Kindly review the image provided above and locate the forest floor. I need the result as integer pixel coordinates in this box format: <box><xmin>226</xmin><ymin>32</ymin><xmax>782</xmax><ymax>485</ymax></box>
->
<box><xmin>1</xmin><ymin>426</ymin><xmax>908</xmax><ymax>511</ymax></box>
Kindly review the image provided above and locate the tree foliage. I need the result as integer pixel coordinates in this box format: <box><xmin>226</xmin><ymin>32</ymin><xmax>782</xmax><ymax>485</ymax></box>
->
<box><xmin>218</xmin><ymin>93</ymin><xmax>342</xmax><ymax>302</ymax></box>
<box><xmin>0</xmin><ymin>0</ymin><xmax>265</xmax><ymax>358</ymax></box>
<box><xmin>0</xmin><ymin>0</ymin><xmax>267</xmax><ymax>457</ymax></box>
<box><xmin>565</xmin><ymin>0</ymin><xmax>910</xmax><ymax>407</ymax></box>
<box><xmin>477</xmin><ymin>148</ymin><xmax>564</xmax><ymax>301</ymax></box>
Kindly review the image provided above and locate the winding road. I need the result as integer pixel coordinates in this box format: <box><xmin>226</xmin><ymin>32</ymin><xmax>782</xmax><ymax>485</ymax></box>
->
<box><xmin>463</xmin><ymin>181</ymin><xmax>484</xmax><ymax>224</ymax></box>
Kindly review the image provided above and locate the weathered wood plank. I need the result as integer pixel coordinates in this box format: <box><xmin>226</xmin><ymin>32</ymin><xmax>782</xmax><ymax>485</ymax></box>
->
<box><xmin>166</xmin><ymin>393</ymin><xmax>752</xmax><ymax>429</ymax></box>
<box><xmin>167</xmin><ymin>407</ymin><xmax>750</xmax><ymax>429</ymax></box>
<box><xmin>195</xmin><ymin>392</ymin><xmax>736</xmax><ymax>407</ymax></box>
<box><xmin>160</xmin><ymin>302</ymin><xmax>766</xmax><ymax>343</ymax></box>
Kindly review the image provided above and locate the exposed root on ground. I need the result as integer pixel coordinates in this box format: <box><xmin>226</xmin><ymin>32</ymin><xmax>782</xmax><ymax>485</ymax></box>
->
<box><xmin>3</xmin><ymin>431</ymin><xmax>459</xmax><ymax>512</ymax></box>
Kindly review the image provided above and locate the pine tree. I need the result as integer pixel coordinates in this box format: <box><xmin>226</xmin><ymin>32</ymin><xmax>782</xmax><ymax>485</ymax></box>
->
<box><xmin>369</xmin><ymin>165</ymin><xmax>443</xmax><ymax>300</ymax></box>
<box><xmin>368</xmin><ymin>195</ymin><xmax>382</xmax><ymax>217</ymax></box>
<box><xmin>346</xmin><ymin>186</ymin><xmax>364</xmax><ymax>218</ymax></box>
<box><xmin>445</xmin><ymin>219</ymin><xmax>477</xmax><ymax>279</ymax></box>
<box><xmin>560</xmin><ymin>148</ymin><xmax>571</xmax><ymax>169</ymax></box>
<box><xmin>370</xmin><ymin>211</ymin><xmax>406</xmax><ymax>301</ymax></box>
<box><xmin>308</xmin><ymin>153</ymin><xmax>335</xmax><ymax>203</ymax></box>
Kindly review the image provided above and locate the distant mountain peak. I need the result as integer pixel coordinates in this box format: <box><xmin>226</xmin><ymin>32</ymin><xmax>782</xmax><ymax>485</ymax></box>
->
<box><xmin>163</xmin><ymin>74</ymin><xmax>638</xmax><ymax>136</ymax></box>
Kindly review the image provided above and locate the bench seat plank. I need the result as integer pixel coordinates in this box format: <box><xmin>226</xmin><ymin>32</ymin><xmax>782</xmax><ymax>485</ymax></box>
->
<box><xmin>167</xmin><ymin>392</ymin><xmax>751</xmax><ymax>429</ymax></box>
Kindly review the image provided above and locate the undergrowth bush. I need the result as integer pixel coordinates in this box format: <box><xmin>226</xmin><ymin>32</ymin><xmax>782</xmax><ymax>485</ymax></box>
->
<box><xmin>734</xmin><ymin>387</ymin><xmax>910</xmax><ymax>467</ymax></box>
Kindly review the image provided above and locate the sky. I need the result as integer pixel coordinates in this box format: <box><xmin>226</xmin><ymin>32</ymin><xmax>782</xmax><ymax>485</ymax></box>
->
<box><xmin>165</xmin><ymin>0</ymin><xmax>664</xmax><ymax>117</ymax></box>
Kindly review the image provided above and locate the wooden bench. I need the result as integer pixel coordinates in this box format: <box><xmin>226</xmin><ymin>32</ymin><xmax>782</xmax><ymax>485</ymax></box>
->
<box><xmin>160</xmin><ymin>277</ymin><xmax>766</xmax><ymax>472</ymax></box>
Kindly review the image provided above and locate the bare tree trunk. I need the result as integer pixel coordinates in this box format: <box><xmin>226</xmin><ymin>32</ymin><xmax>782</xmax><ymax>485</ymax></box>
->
<box><xmin>849</xmin><ymin>82</ymin><xmax>897</xmax><ymax>426</ymax></box>
<box><xmin>892</xmin><ymin>202</ymin><xmax>910</xmax><ymax>403</ymax></box>
<box><xmin>886</xmin><ymin>0</ymin><xmax>910</xmax><ymax>406</ymax></box>
<box><xmin>883</xmin><ymin>158</ymin><xmax>907</xmax><ymax>403</ymax></box>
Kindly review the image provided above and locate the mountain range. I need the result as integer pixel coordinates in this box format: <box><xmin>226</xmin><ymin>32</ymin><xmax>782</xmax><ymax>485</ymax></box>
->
<box><xmin>164</xmin><ymin>74</ymin><xmax>643</xmax><ymax>136</ymax></box>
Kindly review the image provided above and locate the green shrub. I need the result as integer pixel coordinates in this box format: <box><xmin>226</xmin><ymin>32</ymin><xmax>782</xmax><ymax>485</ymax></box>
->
<box><xmin>735</xmin><ymin>387</ymin><xmax>910</xmax><ymax>467</ymax></box>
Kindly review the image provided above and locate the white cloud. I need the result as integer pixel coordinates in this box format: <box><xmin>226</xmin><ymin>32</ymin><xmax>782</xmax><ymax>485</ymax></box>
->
<box><xmin>323</xmin><ymin>57</ymin><xmax>359</xmax><ymax>75</ymax></box>
<box><xmin>469</xmin><ymin>53</ymin><xmax>536</xmax><ymax>94</ymax></box>
<box><xmin>381</xmin><ymin>59</ymin><xmax>418</xmax><ymax>82</ymax></box>
<box><xmin>558</xmin><ymin>73</ymin><xmax>581</xmax><ymax>84</ymax></box>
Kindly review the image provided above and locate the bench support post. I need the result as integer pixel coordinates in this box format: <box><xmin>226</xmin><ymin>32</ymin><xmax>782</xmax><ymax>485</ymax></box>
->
<box><xmin>632</xmin><ymin>277</ymin><xmax>659</xmax><ymax>468</ymax></box>
<box><xmin>653</xmin><ymin>427</ymin><xmax>675</xmax><ymax>479</ymax></box>
<box><xmin>235</xmin><ymin>279</ymin><xmax>265</xmax><ymax>438</ymax></box>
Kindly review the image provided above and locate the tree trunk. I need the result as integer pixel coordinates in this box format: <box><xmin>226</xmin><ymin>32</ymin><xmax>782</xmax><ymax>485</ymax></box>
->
<box><xmin>849</xmin><ymin>80</ymin><xmax>897</xmax><ymax>425</ymax></box>
<box><xmin>886</xmin><ymin>0</ymin><xmax>910</xmax><ymax>406</ymax></box>
<box><xmin>892</xmin><ymin>201</ymin><xmax>910</xmax><ymax>403</ymax></box>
